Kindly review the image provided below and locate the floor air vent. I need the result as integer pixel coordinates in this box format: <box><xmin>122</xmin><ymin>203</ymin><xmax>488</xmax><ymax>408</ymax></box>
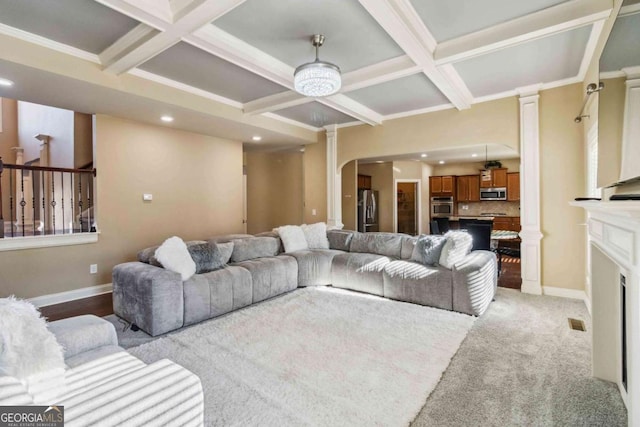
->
<box><xmin>568</xmin><ymin>318</ymin><xmax>586</xmax><ymax>332</ymax></box>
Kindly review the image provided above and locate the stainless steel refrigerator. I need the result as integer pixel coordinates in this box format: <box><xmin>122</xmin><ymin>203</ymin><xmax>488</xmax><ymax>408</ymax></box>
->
<box><xmin>358</xmin><ymin>189</ymin><xmax>379</xmax><ymax>232</ymax></box>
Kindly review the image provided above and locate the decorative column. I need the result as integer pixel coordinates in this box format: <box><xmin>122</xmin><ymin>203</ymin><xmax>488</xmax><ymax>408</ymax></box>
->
<box><xmin>519</xmin><ymin>91</ymin><xmax>543</xmax><ymax>294</ymax></box>
<box><xmin>325</xmin><ymin>125</ymin><xmax>343</xmax><ymax>229</ymax></box>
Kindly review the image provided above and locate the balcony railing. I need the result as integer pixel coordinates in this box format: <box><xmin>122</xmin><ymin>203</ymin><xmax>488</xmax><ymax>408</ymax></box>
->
<box><xmin>0</xmin><ymin>159</ymin><xmax>96</xmax><ymax>238</ymax></box>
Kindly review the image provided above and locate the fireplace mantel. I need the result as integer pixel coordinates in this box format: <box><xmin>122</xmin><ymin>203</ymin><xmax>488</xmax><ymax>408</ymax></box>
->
<box><xmin>571</xmin><ymin>200</ymin><xmax>639</xmax><ymax>426</ymax></box>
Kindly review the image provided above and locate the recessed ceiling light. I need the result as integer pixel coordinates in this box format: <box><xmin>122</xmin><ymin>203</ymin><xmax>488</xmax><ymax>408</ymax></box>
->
<box><xmin>0</xmin><ymin>77</ymin><xmax>14</xmax><ymax>87</ymax></box>
<box><xmin>421</xmin><ymin>154</ymin><xmax>427</xmax><ymax>158</ymax></box>
<box><xmin>471</xmin><ymin>153</ymin><xmax>478</xmax><ymax>157</ymax></box>
<box><xmin>161</xmin><ymin>115</ymin><xmax>174</xmax><ymax>123</ymax></box>
<box><xmin>376</xmin><ymin>161</ymin><xmax>384</xmax><ymax>163</ymax></box>
<box><xmin>252</xmin><ymin>136</ymin><xmax>262</xmax><ymax>141</ymax></box>
<box><xmin>439</xmin><ymin>160</ymin><xmax>445</xmax><ymax>164</ymax></box>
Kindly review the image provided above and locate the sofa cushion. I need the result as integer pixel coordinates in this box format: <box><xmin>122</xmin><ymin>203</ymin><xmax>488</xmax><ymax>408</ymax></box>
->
<box><xmin>301</xmin><ymin>223</ymin><xmax>330</xmax><ymax>249</ymax></box>
<box><xmin>183</xmin><ymin>266</ymin><xmax>253</xmax><ymax>326</ymax></box>
<box><xmin>276</xmin><ymin>225</ymin><xmax>309</xmax><ymax>253</ymax></box>
<box><xmin>439</xmin><ymin>231</ymin><xmax>473</xmax><ymax>269</ymax></box>
<box><xmin>400</xmin><ymin>236</ymin><xmax>417</xmax><ymax>260</ymax></box>
<box><xmin>230</xmin><ymin>237</ymin><xmax>280</xmax><ymax>262</ymax></box>
<box><xmin>209</xmin><ymin>234</ymin><xmax>253</xmax><ymax>243</ymax></box>
<box><xmin>411</xmin><ymin>235</ymin><xmax>447</xmax><ymax>266</ymax></box>
<box><xmin>327</xmin><ymin>229</ymin><xmax>355</xmax><ymax>251</ymax></box>
<box><xmin>383</xmin><ymin>261</ymin><xmax>453</xmax><ymax>310</ymax></box>
<box><xmin>187</xmin><ymin>242</ymin><xmax>226</xmax><ymax>274</ymax></box>
<box><xmin>155</xmin><ymin>237</ymin><xmax>196</xmax><ymax>281</ymax></box>
<box><xmin>234</xmin><ymin>255</ymin><xmax>298</xmax><ymax>303</ymax></box>
<box><xmin>217</xmin><ymin>242</ymin><xmax>234</xmax><ymax>264</ymax></box>
<box><xmin>48</xmin><ymin>315</ymin><xmax>118</xmax><ymax>362</ymax></box>
<box><xmin>255</xmin><ymin>231</ymin><xmax>284</xmax><ymax>253</ymax></box>
<box><xmin>331</xmin><ymin>252</ymin><xmax>392</xmax><ymax>296</ymax></box>
<box><xmin>287</xmin><ymin>249</ymin><xmax>344</xmax><ymax>287</ymax></box>
<box><xmin>349</xmin><ymin>232</ymin><xmax>404</xmax><ymax>258</ymax></box>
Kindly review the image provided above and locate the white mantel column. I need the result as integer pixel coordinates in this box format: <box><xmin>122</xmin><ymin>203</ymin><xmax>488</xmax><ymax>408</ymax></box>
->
<box><xmin>519</xmin><ymin>92</ymin><xmax>543</xmax><ymax>295</ymax></box>
<box><xmin>325</xmin><ymin>125</ymin><xmax>343</xmax><ymax>229</ymax></box>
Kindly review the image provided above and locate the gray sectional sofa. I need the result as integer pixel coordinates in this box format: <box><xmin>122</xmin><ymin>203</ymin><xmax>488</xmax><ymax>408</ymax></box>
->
<box><xmin>113</xmin><ymin>230</ymin><xmax>497</xmax><ymax>336</ymax></box>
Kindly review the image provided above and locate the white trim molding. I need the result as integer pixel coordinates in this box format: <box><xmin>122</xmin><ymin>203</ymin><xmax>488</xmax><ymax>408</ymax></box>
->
<box><xmin>326</xmin><ymin>125</ymin><xmax>343</xmax><ymax>229</ymax></box>
<box><xmin>542</xmin><ymin>286</ymin><xmax>588</xmax><ymax>300</ymax></box>
<box><xmin>519</xmin><ymin>93</ymin><xmax>543</xmax><ymax>295</ymax></box>
<box><xmin>0</xmin><ymin>232</ymin><xmax>99</xmax><ymax>252</ymax></box>
<box><xmin>29</xmin><ymin>283</ymin><xmax>112</xmax><ymax>308</ymax></box>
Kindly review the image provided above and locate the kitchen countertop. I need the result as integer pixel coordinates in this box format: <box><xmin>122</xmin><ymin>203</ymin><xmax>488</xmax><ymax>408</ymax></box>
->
<box><xmin>448</xmin><ymin>216</ymin><xmax>495</xmax><ymax>221</ymax></box>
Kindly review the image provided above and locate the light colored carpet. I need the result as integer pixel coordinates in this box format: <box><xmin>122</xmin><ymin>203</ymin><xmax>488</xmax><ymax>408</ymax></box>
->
<box><xmin>123</xmin><ymin>287</ymin><xmax>475</xmax><ymax>426</ymax></box>
<box><xmin>412</xmin><ymin>288</ymin><xmax>628</xmax><ymax>426</ymax></box>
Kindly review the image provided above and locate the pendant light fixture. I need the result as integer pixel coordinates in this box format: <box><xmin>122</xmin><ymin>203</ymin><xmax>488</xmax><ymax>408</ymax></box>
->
<box><xmin>294</xmin><ymin>34</ymin><xmax>341</xmax><ymax>97</ymax></box>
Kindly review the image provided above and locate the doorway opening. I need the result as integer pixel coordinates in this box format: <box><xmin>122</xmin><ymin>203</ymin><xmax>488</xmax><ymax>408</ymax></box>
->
<box><xmin>395</xmin><ymin>180</ymin><xmax>420</xmax><ymax>236</ymax></box>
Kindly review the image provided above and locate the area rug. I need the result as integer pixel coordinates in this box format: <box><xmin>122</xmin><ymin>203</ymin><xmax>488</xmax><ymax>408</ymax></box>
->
<box><xmin>127</xmin><ymin>287</ymin><xmax>475</xmax><ymax>426</ymax></box>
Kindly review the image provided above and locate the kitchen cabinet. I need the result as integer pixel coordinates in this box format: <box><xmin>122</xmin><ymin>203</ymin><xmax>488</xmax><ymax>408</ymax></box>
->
<box><xmin>480</xmin><ymin>168</ymin><xmax>508</xmax><ymax>188</ymax></box>
<box><xmin>430</xmin><ymin>175</ymin><xmax>455</xmax><ymax>196</ymax></box>
<box><xmin>492</xmin><ymin>216</ymin><xmax>521</xmax><ymax>232</ymax></box>
<box><xmin>507</xmin><ymin>172</ymin><xmax>520</xmax><ymax>201</ymax></box>
<box><xmin>358</xmin><ymin>174</ymin><xmax>372</xmax><ymax>189</ymax></box>
<box><xmin>456</xmin><ymin>175</ymin><xmax>480</xmax><ymax>202</ymax></box>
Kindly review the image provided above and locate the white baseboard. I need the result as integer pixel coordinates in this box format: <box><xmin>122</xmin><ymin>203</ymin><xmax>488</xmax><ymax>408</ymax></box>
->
<box><xmin>542</xmin><ymin>286</ymin><xmax>588</xmax><ymax>302</ymax></box>
<box><xmin>29</xmin><ymin>283</ymin><xmax>112</xmax><ymax>308</ymax></box>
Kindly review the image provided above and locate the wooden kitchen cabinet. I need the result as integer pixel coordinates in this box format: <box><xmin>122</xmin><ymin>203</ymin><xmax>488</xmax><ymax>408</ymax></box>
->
<box><xmin>492</xmin><ymin>216</ymin><xmax>521</xmax><ymax>231</ymax></box>
<box><xmin>456</xmin><ymin>175</ymin><xmax>480</xmax><ymax>202</ymax></box>
<box><xmin>430</xmin><ymin>175</ymin><xmax>455</xmax><ymax>196</ymax></box>
<box><xmin>358</xmin><ymin>174</ymin><xmax>372</xmax><ymax>189</ymax></box>
<box><xmin>480</xmin><ymin>168</ymin><xmax>508</xmax><ymax>188</ymax></box>
<box><xmin>507</xmin><ymin>172</ymin><xmax>520</xmax><ymax>201</ymax></box>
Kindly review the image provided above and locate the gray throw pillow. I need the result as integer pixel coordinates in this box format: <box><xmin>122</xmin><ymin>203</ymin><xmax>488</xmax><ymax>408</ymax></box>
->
<box><xmin>216</xmin><ymin>242</ymin><xmax>234</xmax><ymax>264</ymax></box>
<box><xmin>411</xmin><ymin>235</ymin><xmax>447</xmax><ymax>266</ymax></box>
<box><xmin>137</xmin><ymin>246</ymin><xmax>163</xmax><ymax>267</ymax></box>
<box><xmin>187</xmin><ymin>242</ymin><xmax>225</xmax><ymax>274</ymax></box>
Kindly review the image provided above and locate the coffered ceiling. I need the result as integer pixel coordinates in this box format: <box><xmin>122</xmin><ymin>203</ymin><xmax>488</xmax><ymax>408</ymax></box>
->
<box><xmin>0</xmin><ymin>0</ymin><xmax>616</xmax><ymax>145</ymax></box>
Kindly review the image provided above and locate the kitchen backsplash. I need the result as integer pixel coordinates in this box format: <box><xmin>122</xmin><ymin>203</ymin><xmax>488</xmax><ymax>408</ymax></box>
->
<box><xmin>457</xmin><ymin>201</ymin><xmax>520</xmax><ymax>217</ymax></box>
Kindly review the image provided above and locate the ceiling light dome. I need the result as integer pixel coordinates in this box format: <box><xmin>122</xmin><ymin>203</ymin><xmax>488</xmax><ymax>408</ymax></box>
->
<box><xmin>294</xmin><ymin>34</ymin><xmax>341</xmax><ymax>97</ymax></box>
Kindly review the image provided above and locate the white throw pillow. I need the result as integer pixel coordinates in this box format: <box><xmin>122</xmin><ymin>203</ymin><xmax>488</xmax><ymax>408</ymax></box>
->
<box><xmin>439</xmin><ymin>231</ymin><xmax>473</xmax><ymax>269</ymax></box>
<box><xmin>276</xmin><ymin>225</ymin><xmax>309</xmax><ymax>253</ymax></box>
<box><xmin>301</xmin><ymin>222</ymin><xmax>329</xmax><ymax>249</ymax></box>
<box><xmin>0</xmin><ymin>296</ymin><xmax>67</xmax><ymax>403</ymax></box>
<box><xmin>155</xmin><ymin>236</ymin><xmax>196</xmax><ymax>280</ymax></box>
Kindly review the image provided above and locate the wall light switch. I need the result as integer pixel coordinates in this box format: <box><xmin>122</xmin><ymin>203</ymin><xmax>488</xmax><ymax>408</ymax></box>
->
<box><xmin>312</xmin><ymin>209</ymin><xmax>317</xmax><ymax>216</ymax></box>
<box><xmin>90</xmin><ymin>264</ymin><xmax>98</xmax><ymax>274</ymax></box>
<box><xmin>143</xmin><ymin>193</ymin><xmax>153</xmax><ymax>201</ymax></box>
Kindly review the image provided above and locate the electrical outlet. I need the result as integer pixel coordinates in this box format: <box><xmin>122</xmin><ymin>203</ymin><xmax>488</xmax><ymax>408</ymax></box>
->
<box><xmin>462</xmin><ymin>205</ymin><xmax>469</xmax><ymax>210</ymax></box>
<box><xmin>143</xmin><ymin>193</ymin><xmax>153</xmax><ymax>201</ymax></box>
<box><xmin>312</xmin><ymin>209</ymin><xmax>317</xmax><ymax>216</ymax></box>
<box><xmin>90</xmin><ymin>264</ymin><xmax>98</xmax><ymax>274</ymax></box>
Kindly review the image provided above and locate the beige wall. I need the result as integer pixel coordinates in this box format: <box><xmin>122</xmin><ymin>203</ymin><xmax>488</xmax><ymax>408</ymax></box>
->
<box><xmin>421</xmin><ymin>163</ymin><xmax>433</xmax><ymax>233</ymax></box>
<box><xmin>341</xmin><ymin>160</ymin><xmax>357</xmax><ymax>230</ymax></box>
<box><xmin>246</xmin><ymin>151</ymin><xmax>303</xmax><ymax>234</ymax></box>
<box><xmin>74</xmin><ymin>112</ymin><xmax>93</xmax><ymax>168</ymax></box>
<box><xmin>432</xmin><ymin>158</ymin><xmax>520</xmax><ymax>176</ymax></box>
<box><xmin>337</xmin><ymin>97</ymin><xmax>519</xmax><ymax>167</ymax></box>
<box><xmin>539</xmin><ymin>83</ymin><xmax>586</xmax><ymax>291</ymax></box>
<box><xmin>0</xmin><ymin>115</ymin><xmax>243</xmax><ymax>298</ymax></box>
<box><xmin>357</xmin><ymin>162</ymin><xmax>393</xmax><ymax>232</ymax></box>
<box><xmin>303</xmin><ymin>136</ymin><xmax>327</xmax><ymax>224</ymax></box>
<box><xmin>1</xmin><ymin>98</ymin><xmax>18</xmax><ymax>222</ymax></box>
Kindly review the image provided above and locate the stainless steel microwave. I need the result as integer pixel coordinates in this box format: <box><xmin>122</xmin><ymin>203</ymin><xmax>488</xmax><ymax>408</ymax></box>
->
<box><xmin>480</xmin><ymin>187</ymin><xmax>507</xmax><ymax>201</ymax></box>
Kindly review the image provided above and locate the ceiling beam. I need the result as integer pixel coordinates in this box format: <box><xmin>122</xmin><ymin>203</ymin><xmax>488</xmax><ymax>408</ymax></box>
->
<box><xmin>434</xmin><ymin>0</ymin><xmax>612</xmax><ymax>65</ymax></box>
<box><xmin>358</xmin><ymin>0</ymin><xmax>473</xmax><ymax>110</ymax></box>
<box><xmin>98</xmin><ymin>0</ymin><xmax>246</xmax><ymax>74</ymax></box>
<box><xmin>94</xmin><ymin>0</ymin><xmax>173</xmax><ymax>29</ymax></box>
<box><xmin>187</xmin><ymin>26</ymin><xmax>385</xmax><ymax>125</ymax></box>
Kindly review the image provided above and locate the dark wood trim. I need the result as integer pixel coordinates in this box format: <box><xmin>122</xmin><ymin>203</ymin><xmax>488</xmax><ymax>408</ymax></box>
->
<box><xmin>39</xmin><ymin>293</ymin><xmax>113</xmax><ymax>322</ymax></box>
<box><xmin>2</xmin><ymin>163</ymin><xmax>96</xmax><ymax>176</ymax></box>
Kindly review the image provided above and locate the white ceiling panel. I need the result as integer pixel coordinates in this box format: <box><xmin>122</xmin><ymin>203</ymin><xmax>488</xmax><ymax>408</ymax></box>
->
<box><xmin>274</xmin><ymin>102</ymin><xmax>355</xmax><ymax>127</ymax></box>
<box><xmin>347</xmin><ymin>74</ymin><xmax>449</xmax><ymax>115</ymax></box>
<box><xmin>139</xmin><ymin>42</ymin><xmax>288</xmax><ymax>103</ymax></box>
<box><xmin>455</xmin><ymin>26</ymin><xmax>591</xmax><ymax>98</ymax></box>
<box><xmin>213</xmin><ymin>0</ymin><xmax>404</xmax><ymax>73</ymax></box>
<box><xmin>0</xmin><ymin>0</ymin><xmax>140</xmax><ymax>54</ymax></box>
<box><xmin>600</xmin><ymin>13</ymin><xmax>640</xmax><ymax>73</ymax></box>
<box><xmin>410</xmin><ymin>0</ymin><xmax>570</xmax><ymax>42</ymax></box>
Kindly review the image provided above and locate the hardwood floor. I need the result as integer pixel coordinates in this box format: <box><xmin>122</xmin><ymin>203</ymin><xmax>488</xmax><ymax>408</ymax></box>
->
<box><xmin>39</xmin><ymin>293</ymin><xmax>114</xmax><ymax>321</ymax></box>
<box><xmin>498</xmin><ymin>254</ymin><xmax>522</xmax><ymax>290</ymax></box>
